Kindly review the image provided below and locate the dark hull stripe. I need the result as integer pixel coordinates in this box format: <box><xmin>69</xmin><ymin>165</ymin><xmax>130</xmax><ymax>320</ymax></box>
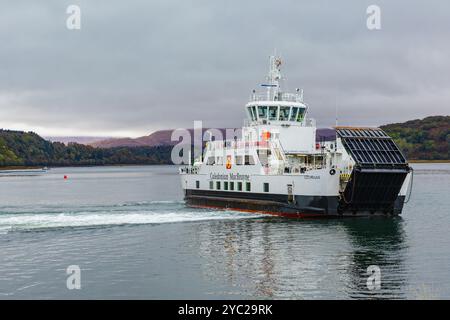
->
<box><xmin>186</xmin><ymin>189</ymin><xmax>288</xmax><ymax>202</ymax></box>
<box><xmin>184</xmin><ymin>189</ymin><xmax>405</xmax><ymax>217</ymax></box>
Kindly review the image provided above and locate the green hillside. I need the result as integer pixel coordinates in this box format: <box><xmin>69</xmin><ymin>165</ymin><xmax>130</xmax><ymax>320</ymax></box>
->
<box><xmin>0</xmin><ymin>130</ymin><xmax>172</xmax><ymax>167</ymax></box>
<box><xmin>380</xmin><ymin>116</ymin><xmax>449</xmax><ymax>160</ymax></box>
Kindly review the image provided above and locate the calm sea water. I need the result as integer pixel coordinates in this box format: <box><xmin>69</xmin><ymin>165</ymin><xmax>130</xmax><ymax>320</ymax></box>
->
<box><xmin>0</xmin><ymin>164</ymin><xmax>449</xmax><ymax>299</ymax></box>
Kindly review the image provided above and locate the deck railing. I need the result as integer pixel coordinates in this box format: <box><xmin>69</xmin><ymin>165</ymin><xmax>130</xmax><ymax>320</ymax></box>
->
<box><xmin>250</xmin><ymin>92</ymin><xmax>303</xmax><ymax>102</ymax></box>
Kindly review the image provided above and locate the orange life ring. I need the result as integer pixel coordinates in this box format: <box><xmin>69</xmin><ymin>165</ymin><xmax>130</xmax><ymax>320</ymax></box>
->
<box><xmin>226</xmin><ymin>155</ymin><xmax>232</xmax><ymax>169</ymax></box>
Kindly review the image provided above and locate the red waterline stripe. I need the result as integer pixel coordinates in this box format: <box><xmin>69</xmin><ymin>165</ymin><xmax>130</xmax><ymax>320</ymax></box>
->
<box><xmin>188</xmin><ymin>204</ymin><xmax>328</xmax><ymax>219</ymax></box>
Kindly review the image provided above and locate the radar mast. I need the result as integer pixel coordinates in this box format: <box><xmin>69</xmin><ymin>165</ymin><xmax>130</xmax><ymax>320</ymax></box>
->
<box><xmin>264</xmin><ymin>56</ymin><xmax>283</xmax><ymax>99</ymax></box>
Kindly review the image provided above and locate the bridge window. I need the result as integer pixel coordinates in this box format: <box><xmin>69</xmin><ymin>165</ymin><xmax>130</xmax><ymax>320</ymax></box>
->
<box><xmin>206</xmin><ymin>157</ymin><xmax>215</xmax><ymax>165</ymax></box>
<box><xmin>296</xmin><ymin>108</ymin><xmax>305</xmax><ymax>122</ymax></box>
<box><xmin>290</xmin><ymin>107</ymin><xmax>298</xmax><ymax>121</ymax></box>
<box><xmin>247</xmin><ymin>107</ymin><xmax>253</xmax><ymax>120</ymax></box>
<box><xmin>263</xmin><ymin>183</ymin><xmax>269</xmax><ymax>192</ymax></box>
<box><xmin>196</xmin><ymin>181</ymin><xmax>200</xmax><ymax>189</ymax></box>
<box><xmin>209</xmin><ymin>181</ymin><xmax>213</xmax><ymax>190</ymax></box>
<box><xmin>268</xmin><ymin>106</ymin><xmax>278</xmax><ymax>120</ymax></box>
<box><xmin>224</xmin><ymin>181</ymin><xmax>228</xmax><ymax>190</ymax></box>
<box><xmin>246</xmin><ymin>182</ymin><xmax>251</xmax><ymax>192</ymax></box>
<box><xmin>251</xmin><ymin>106</ymin><xmax>257</xmax><ymax>121</ymax></box>
<box><xmin>258</xmin><ymin>106</ymin><xmax>268</xmax><ymax>120</ymax></box>
<box><xmin>237</xmin><ymin>182</ymin><xmax>242</xmax><ymax>191</ymax></box>
<box><xmin>216</xmin><ymin>181</ymin><xmax>221</xmax><ymax>190</ymax></box>
<box><xmin>230</xmin><ymin>182</ymin><xmax>234</xmax><ymax>191</ymax></box>
<box><xmin>247</xmin><ymin>106</ymin><xmax>257</xmax><ymax>121</ymax></box>
<box><xmin>235</xmin><ymin>155</ymin><xmax>243</xmax><ymax>165</ymax></box>
<box><xmin>279</xmin><ymin>107</ymin><xmax>290</xmax><ymax>121</ymax></box>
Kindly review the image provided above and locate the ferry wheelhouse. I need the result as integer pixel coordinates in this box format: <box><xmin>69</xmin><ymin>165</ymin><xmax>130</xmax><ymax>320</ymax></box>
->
<box><xmin>179</xmin><ymin>56</ymin><xmax>412</xmax><ymax>217</ymax></box>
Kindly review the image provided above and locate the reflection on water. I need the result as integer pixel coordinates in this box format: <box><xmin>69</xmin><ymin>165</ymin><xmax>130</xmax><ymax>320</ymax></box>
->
<box><xmin>196</xmin><ymin>217</ymin><xmax>407</xmax><ymax>299</ymax></box>
<box><xmin>339</xmin><ymin>218</ymin><xmax>407</xmax><ymax>299</ymax></box>
<box><xmin>0</xmin><ymin>163</ymin><xmax>449</xmax><ymax>299</ymax></box>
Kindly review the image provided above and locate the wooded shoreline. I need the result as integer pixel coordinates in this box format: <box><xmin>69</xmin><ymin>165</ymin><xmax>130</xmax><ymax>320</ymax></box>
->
<box><xmin>1</xmin><ymin>116</ymin><xmax>448</xmax><ymax>167</ymax></box>
<box><xmin>1</xmin><ymin>160</ymin><xmax>449</xmax><ymax>171</ymax></box>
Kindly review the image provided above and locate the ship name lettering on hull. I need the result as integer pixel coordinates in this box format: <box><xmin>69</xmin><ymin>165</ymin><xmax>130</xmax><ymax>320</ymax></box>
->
<box><xmin>210</xmin><ymin>173</ymin><xmax>250</xmax><ymax>181</ymax></box>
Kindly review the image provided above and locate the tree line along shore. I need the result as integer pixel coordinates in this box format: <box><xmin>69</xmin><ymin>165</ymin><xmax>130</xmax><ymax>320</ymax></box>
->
<box><xmin>0</xmin><ymin>130</ymin><xmax>173</xmax><ymax>167</ymax></box>
<box><xmin>0</xmin><ymin>116</ymin><xmax>448</xmax><ymax>168</ymax></box>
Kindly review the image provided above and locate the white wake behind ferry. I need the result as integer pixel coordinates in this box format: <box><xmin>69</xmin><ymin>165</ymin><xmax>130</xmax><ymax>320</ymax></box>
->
<box><xmin>179</xmin><ymin>56</ymin><xmax>412</xmax><ymax>217</ymax></box>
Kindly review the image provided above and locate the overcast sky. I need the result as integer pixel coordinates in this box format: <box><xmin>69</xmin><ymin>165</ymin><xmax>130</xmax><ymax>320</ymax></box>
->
<box><xmin>0</xmin><ymin>0</ymin><xmax>449</xmax><ymax>137</ymax></box>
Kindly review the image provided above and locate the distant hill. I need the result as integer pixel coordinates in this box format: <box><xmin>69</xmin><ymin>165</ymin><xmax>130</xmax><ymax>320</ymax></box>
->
<box><xmin>380</xmin><ymin>116</ymin><xmax>449</xmax><ymax>160</ymax></box>
<box><xmin>45</xmin><ymin>136</ymin><xmax>113</xmax><ymax>145</ymax></box>
<box><xmin>90</xmin><ymin>128</ymin><xmax>337</xmax><ymax>148</ymax></box>
<box><xmin>90</xmin><ymin>130</ymin><xmax>179</xmax><ymax>148</ymax></box>
<box><xmin>0</xmin><ymin>130</ymin><xmax>172</xmax><ymax>167</ymax></box>
<box><xmin>90</xmin><ymin>129</ymin><xmax>225</xmax><ymax>148</ymax></box>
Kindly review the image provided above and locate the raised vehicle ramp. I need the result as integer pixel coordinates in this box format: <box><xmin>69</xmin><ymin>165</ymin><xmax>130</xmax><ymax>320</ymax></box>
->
<box><xmin>336</xmin><ymin>127</ymin><xmax>411</xmax><ymax>215</ymax></box>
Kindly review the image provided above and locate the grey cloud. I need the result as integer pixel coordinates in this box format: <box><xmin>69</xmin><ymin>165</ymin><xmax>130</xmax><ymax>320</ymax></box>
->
<box><xmin>0</xmin><ymin>0</ymin><xmax>448</xmax><ymax>136</ymax></box>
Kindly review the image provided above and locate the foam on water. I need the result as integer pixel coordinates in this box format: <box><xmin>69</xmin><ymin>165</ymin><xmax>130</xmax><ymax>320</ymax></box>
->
<box><xmin>0</xmin><ymin>200</ymin><xmax>260</xmax><ymax>233</ymax></box>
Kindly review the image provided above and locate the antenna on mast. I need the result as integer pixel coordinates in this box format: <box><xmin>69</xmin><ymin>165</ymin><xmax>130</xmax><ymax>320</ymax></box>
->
<box><xmin>263</xmin><ymin>53</ymin><xmax>283</xmax><ymax>100</ymax></box>
<box><xmin>267</xmin><ymin>55</ymin><xmax>282</xmax><ymax>85</ymax></box>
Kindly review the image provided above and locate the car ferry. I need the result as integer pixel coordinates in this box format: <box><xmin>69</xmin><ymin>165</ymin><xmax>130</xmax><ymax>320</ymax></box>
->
<box><xmin>179</xmin><ymin>56</ymin><xmax>413</xmax><ymax>217</ymax></box>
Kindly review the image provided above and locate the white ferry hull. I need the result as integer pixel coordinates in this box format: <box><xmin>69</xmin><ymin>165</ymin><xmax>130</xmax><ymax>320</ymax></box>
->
<box><xmin>181</xmin><ymin>168</ymin><xmax>411</xmax><ymax>217</ymax></box>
